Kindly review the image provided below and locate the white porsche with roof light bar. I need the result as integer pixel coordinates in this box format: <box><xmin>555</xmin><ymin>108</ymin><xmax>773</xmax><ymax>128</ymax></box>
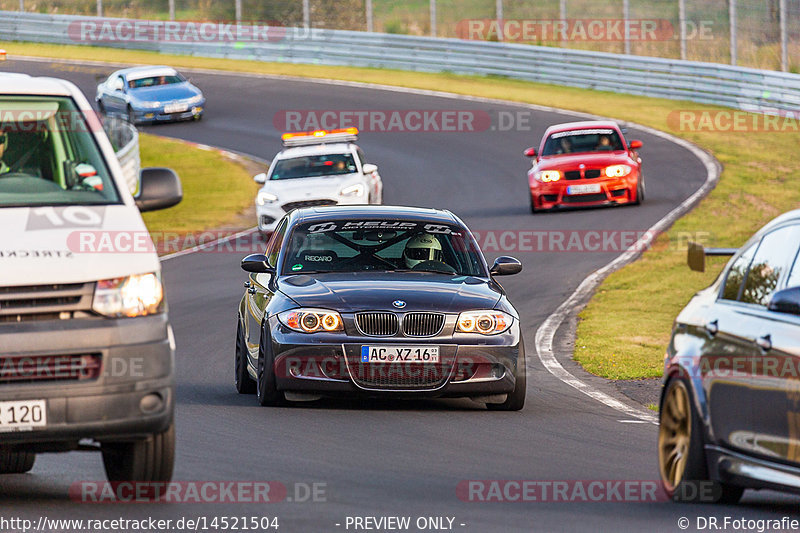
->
<box><xmin>254</xmin><ymin>128</ymin><xmax>383</xmax><ymax>234</ymax></box>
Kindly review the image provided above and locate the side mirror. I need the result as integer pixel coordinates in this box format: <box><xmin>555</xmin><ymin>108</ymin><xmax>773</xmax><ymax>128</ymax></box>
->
<box><xmin>523</xmin><ymin>147</ymin><xmax>537</xmax><ymax>157</ymax></box>
<box><xmin>362</xmin><ymin>163</ymin><xmax>378</xmax><ymax>174</ymax></box>
<box><xmin>490</xmin><ymin>256</ymin><xmax>522</xmax><ymax>276</ymax></box>
<box><xmin>135</xmin><ymin>167</ymin><xmax>182</xmax><ymax>212</ymax></box>
<box><xmin>768</xmin><ymin>287</ymin><xmax>800</xmax><ymax>316</ymax></box>
<box><xmin>687</xmin><ymin>242</ymin><xmax>737</xmax><ymax>272</ymax></box>
<box><xmin>241</xmin><ymin>254</ymin><xmax>275</xmax><ymax>274</ymax></box>
<box><xmin>254</xmin><ymin>173</ymin><xmax>267</xmax><ymax>184</ymax></box>
<box><xmin>629</xmin><ymin>140</ymin><xmax>643</xmax><ymax>150</ymax></box>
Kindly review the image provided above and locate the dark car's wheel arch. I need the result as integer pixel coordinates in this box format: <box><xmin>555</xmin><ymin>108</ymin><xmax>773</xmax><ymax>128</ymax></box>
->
<box><xmin>256</xmin><ymin>318</ymin><xmax>285</xmax><ymax>406</ymax></box>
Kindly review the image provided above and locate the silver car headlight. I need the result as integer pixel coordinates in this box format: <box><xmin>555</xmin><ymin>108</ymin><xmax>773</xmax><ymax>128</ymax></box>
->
<box><xmin>92</xmin><ymin>273</ymin><xmax>165</xmax><ymax>318</ymax></box>
<box><xmin>257</xmin><ymin>191</ymin><xmax>279</xmax><ymax>205</ymax></box>
<box><xmin>187</xmin><ymin>95</ymin><xmax>203</xmax><ymax>105</ymax></box>
<box><xmin>140</xmin><ymin>101</ymin><xmax>162</xmax><ymax>109</ymax></box>
<box><xmin>456</xmin><ymin>311</ymin><xmax>513</xmax><ymax>335</ymax></box>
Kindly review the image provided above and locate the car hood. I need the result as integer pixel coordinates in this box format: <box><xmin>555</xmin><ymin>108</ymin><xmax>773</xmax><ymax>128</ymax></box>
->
<box><xmin>537</xmin><ymin>151</ymin><xmax>631</xmax><ymax>170</ymax></box>
<box><xmin>129</xmin><ymin>82</ymin><xmax>201</xmax><ymax>102</ymax></box>
<box><xmin>278</xmin><ymin>272</ymin><xmax>502</xmax><ymax>313</ymax></box>
<box><xmin>0</xmin><ymin>204</ymin><xmax>160</xmax><ymax>286</ymax></box>
<box><xmin>263</xmin><ymin>174</ymin><xmax>359</xmax><ymax>197</ymax></box>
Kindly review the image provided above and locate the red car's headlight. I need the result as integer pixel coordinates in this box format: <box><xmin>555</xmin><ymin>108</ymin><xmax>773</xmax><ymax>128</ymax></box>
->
<box><xmin>533</xmin><ymin>170</ymin><xmax>562</xmax><ymax>183</ymax></box>
<box><xmin>604</xmin><ymin>164</ymin><xmax>633</xmax><ymax>178</ymax></box>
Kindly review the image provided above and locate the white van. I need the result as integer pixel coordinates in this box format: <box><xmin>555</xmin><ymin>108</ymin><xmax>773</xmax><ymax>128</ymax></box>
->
<box><xmin>0</xmin><ymin>74</ymin><xmax>181</xmax><ymax>482</ymax></box>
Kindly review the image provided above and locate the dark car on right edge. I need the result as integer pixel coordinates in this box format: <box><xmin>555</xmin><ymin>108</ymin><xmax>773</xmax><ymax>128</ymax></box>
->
<box><xmin>659</xmin><ymin>209</ymin><xmax>800</xmax><ymax>503</ymax></box>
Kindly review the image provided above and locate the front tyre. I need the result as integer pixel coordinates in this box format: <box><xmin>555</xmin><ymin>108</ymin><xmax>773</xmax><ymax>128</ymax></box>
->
<box><xmin>235</xmin><ymin>320</ymin><xmax>257</xmax><ymax>394</ymax></box>
<box><xmin>101</xmin><ymin>423</ymin><xmax>175</xmax><ymax>483</ymax></box>
<box><xmin>487</xmin><ymin>343</ymin><xmax>526</xmax><ymax>411</ymax></box>
<box><xmin>256</xmin><ymin>322</ymin><xmax>285</xmax><ymax>406</ymax></box>
<box><xmin>658</xmin><ymin>378</ymin><xmax>743</xmax><ymax>504</ymax></box>
<box><xmin>632</xmin><ymin>177</ymin><xmax>645</xmax><ymax>205</ymax></box>
<box><xmin>0</xmin><ymin>449</ymin><xmax>35</xmax><ymax>474</ymax></box>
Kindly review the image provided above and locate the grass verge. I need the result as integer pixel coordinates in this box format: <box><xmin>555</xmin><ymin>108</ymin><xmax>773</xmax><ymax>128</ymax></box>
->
<box><xmin>138</xmin><ymin>133</ymin><xmax>257</xmax><ymax>235</ymax></box>
<box><xmin>5</xmin><ymin>41</ymin><xmax>799</xmax><ymax>378</ymax></box>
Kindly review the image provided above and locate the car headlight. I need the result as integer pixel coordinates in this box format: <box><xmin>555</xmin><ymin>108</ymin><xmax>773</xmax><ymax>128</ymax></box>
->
<box><xmin>604</xmin><ymin>164</ymin><xmax>632</xmax><ymax>178</ymax></box>
<box><xmin>278</xmin><ymin>309</ymin><xmax>344</xmax><ymax>333</ymax></box>
<box><xmin>257</xmin><ymin>190</ymin><xmax>279</xmax><ymax>205</ymax></box>
<box><xmin>187</xmin><ymin>95</ymin><xmax>203</xmax><ymax>104</ymax></box>
<box><xmin>140</xmin><ymin>101</ymin><xmax>162</xmax><ymax>109</ymax></box>
<box><xmin>340</xmin><ymin>183</ymin><xmax>365</xmax><ymax>197</ymax></box>
<box><xmin>456</xmin><ymin>311</ymin><xmax>513</xmax><ymax>335</ymax></box>
<box><xmin>534</xmin><ymin>170</ymin><xmax>562</xmax><ymax>183</ymax></box>
<box><xmin>92</xmin><ymin>273</ymin><xmax>164</xmax><ymax>318</ymax></box>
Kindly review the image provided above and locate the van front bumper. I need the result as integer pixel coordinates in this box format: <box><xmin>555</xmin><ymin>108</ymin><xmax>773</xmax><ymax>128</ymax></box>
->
<box><xmin>0</xmin><ymin>314</ymin><xmax>174</xmax><ymax>447</ymax></box>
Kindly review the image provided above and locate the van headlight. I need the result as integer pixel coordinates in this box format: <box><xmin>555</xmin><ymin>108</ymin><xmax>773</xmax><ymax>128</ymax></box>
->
<box><xmin>92</xmin><ymin>273</ymin><xmax>165</xmax><ymax>318</ymax></box>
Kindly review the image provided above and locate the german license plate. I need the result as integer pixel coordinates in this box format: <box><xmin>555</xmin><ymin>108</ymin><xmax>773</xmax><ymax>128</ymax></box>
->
<box><xmin>0</xmin><ymin>400</ymin><xmax>46</xmax><ymax>433</ymax></box>
<box><xmin>163</xmin><ymin>103</ymin><xmax>188</xmax><ymax>114</ymax></box>
<box><xmin>361</xmin><ymin>346</ymin><xmax>440</xmax><ymax>363</ymax></box>
<box><xmin>567</xmin><ymin>184</ymin><xmax>602</xmax><ymax>195</ymax></box>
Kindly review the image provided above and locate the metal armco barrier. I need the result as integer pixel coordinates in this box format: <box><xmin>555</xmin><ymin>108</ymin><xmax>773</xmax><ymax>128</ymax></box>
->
<box><xmin>2</xmin><ymin>11</ymin><xmax>799</xmax><ymax>115</ymax></box>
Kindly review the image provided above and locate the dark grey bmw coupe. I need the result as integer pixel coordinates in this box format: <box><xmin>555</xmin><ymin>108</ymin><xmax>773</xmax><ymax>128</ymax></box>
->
<box><xmin>235</xmin><ymin>205</ymin><xmax>525</xmax><ymax>410</ymax></box>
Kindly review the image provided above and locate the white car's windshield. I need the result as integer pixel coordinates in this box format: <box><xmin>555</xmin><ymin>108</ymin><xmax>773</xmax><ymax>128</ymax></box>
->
<box><xmin>0</xmin><ymin>96</ymin><xmax>122</xmax><ymax>207</ymax></box>
<box><xmin>271</xmin><ymin>154</ymin><xmax>357</xmax><ymax>180</ymax></box>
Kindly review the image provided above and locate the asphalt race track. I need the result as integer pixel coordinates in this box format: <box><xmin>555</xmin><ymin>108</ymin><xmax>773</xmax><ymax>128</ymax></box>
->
<box><xmin>2</xmin><ymin>58</ymin><xmax>798</xmax><ymax>531</ymax></box>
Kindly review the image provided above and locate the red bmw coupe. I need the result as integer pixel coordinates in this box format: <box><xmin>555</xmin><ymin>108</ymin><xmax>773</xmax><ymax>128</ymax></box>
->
<box><xmin>525</xmin><ymin>121</ymin><xmax>644</xmax><ymax>213</ymax></box>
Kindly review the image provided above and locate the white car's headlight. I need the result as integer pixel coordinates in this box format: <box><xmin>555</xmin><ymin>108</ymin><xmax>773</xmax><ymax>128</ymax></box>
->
<box><xmin>604</xmin><ymin>164</ymin><xmax>632</xmax><ymax>178</ymax></box>
<box><xmin>92</xmin><ymin>273</ymin><xmax>164</xmax><ymax>318</ymax></box>
<box><xmin>257</xmin><ymin>191</ymin><xmax>279</xmax><ymax>205</ymax></box>
<box><xmin>456</xmin><ymin>311</ymin><xmax>513</xmax><ymax>335</ymax></box>
<box><xmin>278</xmin><ymin>309</ymin><xmax>344</xmax><ymax>333</ymax></box>
<box><xmin>187</xmin><ymin>95</ymin><xmax>203</xmax><ymax>104</ymax></box>
<box><xmin>340</xmin><ymin>183</ymin><xmax>365</xmax><ymax>197</ymax></box>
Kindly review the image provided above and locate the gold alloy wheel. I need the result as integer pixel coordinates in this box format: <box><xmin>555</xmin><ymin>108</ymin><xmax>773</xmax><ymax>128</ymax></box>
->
<box><xmin>658</xmin><ymin>380</ymin><xmax>692</xmax><ymax>491</ymax></box>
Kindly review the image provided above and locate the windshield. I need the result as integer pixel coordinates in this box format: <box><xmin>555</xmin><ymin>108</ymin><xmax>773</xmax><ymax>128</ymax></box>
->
<box><xmin>541</xmin><ymin>128</ymin><xmax>624</xmax><ymax>156</ymax></box>
<box><xmin>0</xmin><ymin>96</ymin><xmax>122</xmax><ymax>207</ymax></box>
<box><xmin>282</xmin><ymin>220</ymin><xmax>486</xmax><ymax>276</ymax></box>
<box><xmin>128</xmin><ymin>75</ymin><xmax>185</xmax><ymax>89</ymax></box>
<box><xmin>271</xmin><ymin>154</ymin><xmax>357</xmax><ymax>180</ymax></box>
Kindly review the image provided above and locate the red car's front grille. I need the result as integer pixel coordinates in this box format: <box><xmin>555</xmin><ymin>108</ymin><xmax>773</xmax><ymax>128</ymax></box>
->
<box><xmin>562</xmin><ymin>193</ymin><xmax>608</xmax><ymax>204</ymax></box>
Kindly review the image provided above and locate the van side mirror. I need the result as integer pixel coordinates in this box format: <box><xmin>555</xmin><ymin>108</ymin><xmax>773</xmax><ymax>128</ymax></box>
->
<box><xmin>362</xmin><ymin>163</ymin><xmax>378</xmax><ymax>174</ymax></box>
<box><xmin>768</xmin><ymin>287</ymin><xmax>800</xmax><ymax>316</ymax></box>
<box><xmin>490</xmin><ymin>256</ymin><xmax>522</xmax><ymax>276</ymax></box>
<box><xmin>135</xmin><ymin>168</ymin><xmax>182</xmax><ymax>212</ymax></box>
<box><xmin>254</xmin><ymin>173</ymin><xmax>267</xmax><ymax>184</ymax></box>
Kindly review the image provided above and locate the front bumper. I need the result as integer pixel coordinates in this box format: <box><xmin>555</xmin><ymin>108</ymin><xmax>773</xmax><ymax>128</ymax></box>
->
<box><xmin>134</xmin><ymin>103</ymin><xmax>204</xmax><ymax>123</ymax></box>
<box><xmin>0</xmin><ymin>314</ymin><xmax>174</xmax><ymax>448</ymax></box>
<box><xmin>256</xmin><ymin>191</ymin><xmax>369</xmax><ymax>233</ymax></box>
<box><xmin>262</xmin><ymin>315</ymin><xmax>522</xmax><ymax>400</ymax></box>
<box><xmin>530</xmin><ymin>176</ymin><xmax>636</xmax><ymax>209</ymax></box>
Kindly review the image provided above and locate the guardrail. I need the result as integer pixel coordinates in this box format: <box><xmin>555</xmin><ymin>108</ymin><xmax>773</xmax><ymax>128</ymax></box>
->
<box><xmin>2</xmin><ymin>11</ymin><xmax>800</xmax><ymax>115</ymax></box>
<box><xmin>103</xmin><ymin>116</ymin><xmax>139</xmax><ymax>194</ymax></box>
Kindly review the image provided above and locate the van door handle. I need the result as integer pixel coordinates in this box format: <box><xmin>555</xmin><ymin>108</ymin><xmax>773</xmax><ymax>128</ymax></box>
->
<box><xmin>247</xmin><ymin>287</ymin><xmax>257</xmax><ymax>295</ymax></box>
<box><xmin>704</xmin><ymin>319</ymin><xmax>719</xmax><ymax>336</ymax></box>
<box><xmin>756</xmin><ymin>334</ymin><xmax>772</xmax><ymax>352</ymax></box>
